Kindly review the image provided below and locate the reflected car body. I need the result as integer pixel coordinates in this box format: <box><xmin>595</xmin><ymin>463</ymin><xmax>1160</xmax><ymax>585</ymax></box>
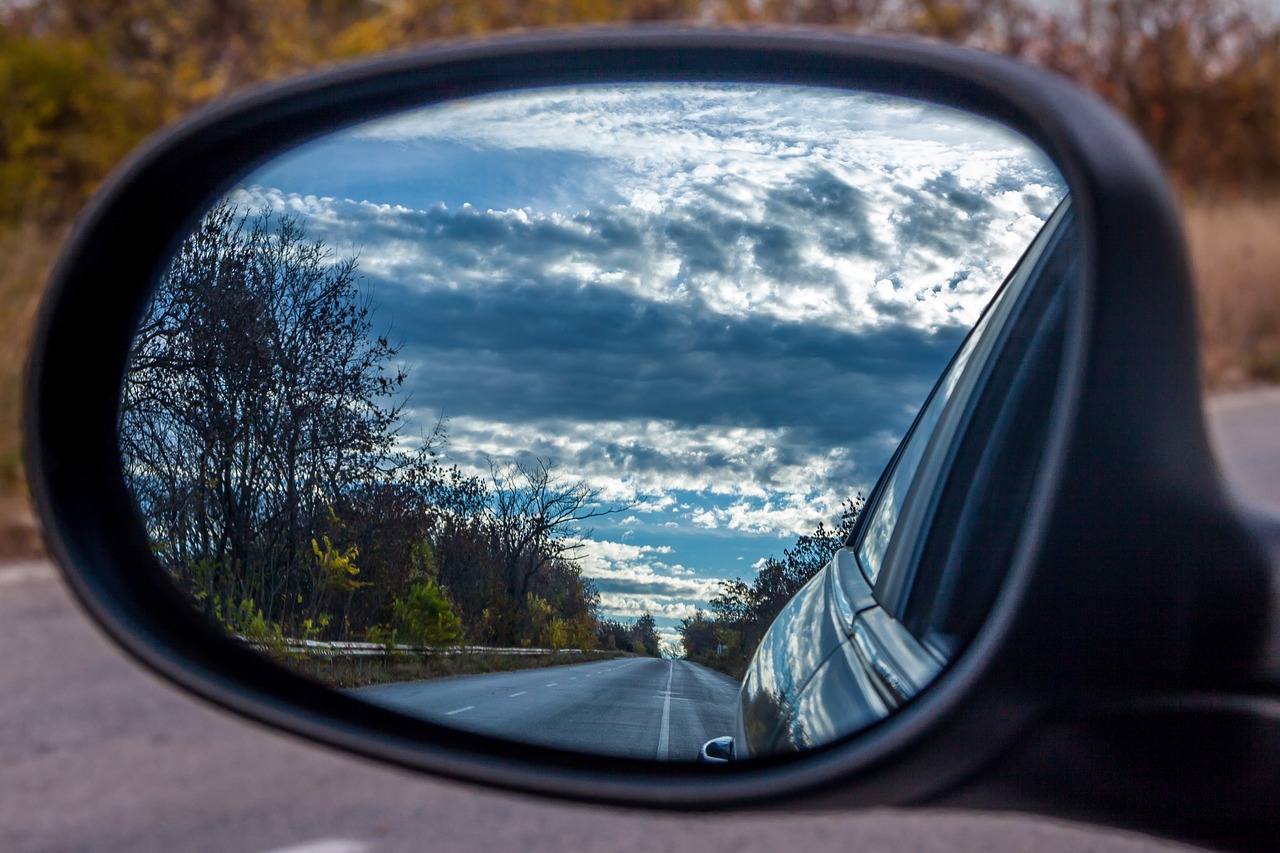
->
<box><xmin>738</xmin><ymin>197</ymin><xmax>1078</xmax><ymax>757</ymax></box>
<box><xmin>738</xmin><ymin>550</ymin><xmax>895</xmax><ymax>753</ymax></box>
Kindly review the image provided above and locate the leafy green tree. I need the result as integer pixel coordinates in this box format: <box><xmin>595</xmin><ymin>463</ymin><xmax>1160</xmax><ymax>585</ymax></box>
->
<box><xmin>0</xmin><ymin>30</ymin><xmax>161</xmax><ymax>224</ymax></box>
<box><xmin>709</xmin><ymin>497</ymin><xmax>863</xmax><ymax>665</ymax></box>
<box><xmin>213</xmin><ymin>594</ymin><xmax>286</xmax><ymax>648</ymax></box>
<box><xmin>393</xmin><ymin>580</ymin><xmax>465</xmax><ymax>647</ymax></box>
<box><xmin>633</xmin><ymin>611</ymin><xmax>661</xmax><ymax>657</ymax></box>
<box><xmin>679</xmin><ymin>610</ymin><xmax>720</xmax><ymax>660</ymax></box>
<box><xmin>596</xmin><ymin>619</ymin><xmax>632</xmax><ymax>650</ymax></box>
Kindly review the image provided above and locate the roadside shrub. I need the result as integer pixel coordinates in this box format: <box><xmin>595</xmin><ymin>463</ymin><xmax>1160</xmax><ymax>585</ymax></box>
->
<box><xmin>393</xmin><ymin>580</ymin><xmax>464</xmax><ymax>647</ymax></box>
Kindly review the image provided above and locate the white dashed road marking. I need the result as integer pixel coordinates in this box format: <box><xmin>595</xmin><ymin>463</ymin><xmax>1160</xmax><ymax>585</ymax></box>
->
<box><xmin>656</xmin><ymin>660</ymin><xmax>674</xmax><ymax>760</ymax></box>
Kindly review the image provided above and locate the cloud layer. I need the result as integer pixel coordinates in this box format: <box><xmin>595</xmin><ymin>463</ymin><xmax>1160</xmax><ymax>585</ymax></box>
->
<box><xmin>231</xmin><ymin>83</ymin><xmax>1066</xmax><ymax>632</ymax></box>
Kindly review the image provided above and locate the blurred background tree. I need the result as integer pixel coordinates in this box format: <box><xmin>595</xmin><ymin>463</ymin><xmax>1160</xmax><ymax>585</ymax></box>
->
<box><xmin>3</xmin><ymin>0</ymin><xmax>1278</xmax><ymax>555</ymax></box>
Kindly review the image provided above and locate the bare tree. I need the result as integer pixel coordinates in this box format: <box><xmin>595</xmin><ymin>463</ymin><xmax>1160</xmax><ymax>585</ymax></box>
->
<box><xmin>483</xmin><ymin>457</ymin><xmax>628</xmax><ymax>602</ymax></box>
<box><xmin>124</xmin><ymin>204</ymin><xmax>633</xmax><ymax>650</ymax></box>
<box><xmin>120</xmin><ymin>202</ymin><xmax>430</xmax><ymax>627</ymax></box>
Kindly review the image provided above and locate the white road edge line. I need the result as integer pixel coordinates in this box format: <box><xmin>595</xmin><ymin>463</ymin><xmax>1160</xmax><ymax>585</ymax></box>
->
<box><xmin>257</xmin><ymin>839</ymin><xmax>371</xmax><ymax>853</ymax></box>
<box><xmin>445</xmin><ymin>705</ymin><xmax>474</xmax><ymax>715</ymax></box>
<box><xmin>657</xmin><ymin>659</ymin><xmax>674</xmax><ymax>760</ymax></box>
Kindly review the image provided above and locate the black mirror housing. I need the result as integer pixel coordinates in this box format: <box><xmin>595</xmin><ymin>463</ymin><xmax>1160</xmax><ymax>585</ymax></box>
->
<box><xmin>25</xmin><ymin>27</ymin><xmax>1280</xmax><ymax>850</ymax></box>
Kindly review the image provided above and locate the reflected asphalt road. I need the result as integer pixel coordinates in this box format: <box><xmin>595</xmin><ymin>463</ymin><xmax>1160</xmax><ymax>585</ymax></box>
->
<box><xmin>354</xmin><ymin>657</ymin><xmax>739</xmax><ymax>760</ymax></box>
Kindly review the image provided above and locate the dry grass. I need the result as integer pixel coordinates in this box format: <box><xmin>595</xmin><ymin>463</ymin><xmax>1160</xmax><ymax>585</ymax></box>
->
<box><xmin>1184</xmin><ymin>197</ymin><xmax>1280</xmax><ymax>390</ymax></box>
<box><xmin>0</xmin><ymin>224</ymin><xmax>59</xmax><ymax>558</ymax></box>
<box><xmin>276</xmin><ymin>648</ymin><xmax>631</xmax><ymax>689</ymax></box>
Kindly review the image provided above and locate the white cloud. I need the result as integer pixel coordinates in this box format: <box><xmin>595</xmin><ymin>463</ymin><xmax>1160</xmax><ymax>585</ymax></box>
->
<box><xmin>599</xmin><ymin>595</ymin><xmax>702</xmax><ymax>621</ymax></box>
<box><xmin>571</xmin><ymin>537</ymin><xmax>725</xmax><ymax>600</ymax></box>
<box><xmin>217</xmin><ymin>83</ymin><xmax>1068</xmax><ymax>626</ymax></box>
<box><xmin>242</xmin><ymin>83</ymin><xmax>1065</xmax><ymax>339</ymax></box>
<box><xmin>689</xmin><ymin>494</ymin><xmax>843</xmax><ymax>537</ymax></box>
<box><xmin>422</xmin><ymin>416</ymin><xmax>869</xmax><ymax>539</ymax></box>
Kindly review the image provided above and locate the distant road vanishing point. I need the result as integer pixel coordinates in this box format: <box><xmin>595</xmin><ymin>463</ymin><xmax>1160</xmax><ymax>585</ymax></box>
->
<box><xmin>354</xmin><ymin>656</ymin><xmax>740</xmax><ymax>760</ymax></box>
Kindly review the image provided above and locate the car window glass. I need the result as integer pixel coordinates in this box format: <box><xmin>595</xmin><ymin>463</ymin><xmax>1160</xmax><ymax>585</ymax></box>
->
<box><xmin>853</xmin><ymin>200</ymin><xmax>1067</xmax><ymax>598</ymax></box>
<box><xmin>854</xmin><ymin>307</ymin><xmax>988</xmax><ymax>585</ymax></box>
<box><xmin>905</xmin><ymin>207</ymin><xmax>1079</xmax><ymax>654</ymax></box>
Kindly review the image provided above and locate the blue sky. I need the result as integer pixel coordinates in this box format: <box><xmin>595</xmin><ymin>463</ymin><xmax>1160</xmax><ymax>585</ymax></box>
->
<box><xmin>231</xmin><ymin>83</ymin><xmax>1065</xmax><ymax>647</ymax></box>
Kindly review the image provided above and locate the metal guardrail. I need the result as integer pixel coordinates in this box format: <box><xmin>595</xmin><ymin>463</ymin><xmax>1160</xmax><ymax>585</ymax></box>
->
<box><xmin>238</xmin><ymin>637</ymin><xmax>585</xmax><ymax>657</ymax></box>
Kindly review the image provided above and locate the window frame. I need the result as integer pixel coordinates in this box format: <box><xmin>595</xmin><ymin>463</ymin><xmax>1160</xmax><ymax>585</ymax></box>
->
<box><xmin>847</xmin><ymin>199</ymin><xmax>1073</xmax><ymax>623</ymax></box>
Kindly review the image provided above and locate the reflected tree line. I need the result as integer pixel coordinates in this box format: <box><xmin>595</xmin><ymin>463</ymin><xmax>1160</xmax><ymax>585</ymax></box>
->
<box><xmin>120</xmin><ymin>204</ymin><xmax>661</xmax><ymax>656</ymax></box>
<box><xmin>680</xmin><ymin>498</ymin><xmax>862</xmax><ymax>678</ymax></box>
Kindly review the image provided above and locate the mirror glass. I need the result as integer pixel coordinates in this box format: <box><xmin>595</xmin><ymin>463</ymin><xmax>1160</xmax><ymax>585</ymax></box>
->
<box><xmin>120</xmin><ymin>82</ymin><xmax>1066</xmax><ymax>760</ymax></box>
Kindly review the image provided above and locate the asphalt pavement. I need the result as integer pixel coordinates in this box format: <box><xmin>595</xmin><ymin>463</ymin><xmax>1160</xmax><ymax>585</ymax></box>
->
<box><xmin>7</xmin><ymin>382</ymin><xmax>1273</xmax><ymax>852</ymax></box>
<box><xmin>0</xmin><ymin>562</ymin><xmax>1199</xmax><ymax>852</ymax></box>
<box><xmin>354</xmin><ymin>657</ymin><xmax>739</xmax><ymax>759</ymax></box>
<box><xmin>1206</xmin><ymin>384</ymin><xmax>1280</xmax><ymax>510</ymax></box>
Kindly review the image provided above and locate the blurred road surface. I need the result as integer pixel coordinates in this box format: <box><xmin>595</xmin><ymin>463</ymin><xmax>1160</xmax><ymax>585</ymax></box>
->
<box><xmin>8</xmin><ymin>378</ymin><xmax>1273</xmax><ymax>852</ymax></box>
<box><xmin>1206</xmin><ymin>385</ymin><xmax>1280</xmax><ymax>510</ymax></box>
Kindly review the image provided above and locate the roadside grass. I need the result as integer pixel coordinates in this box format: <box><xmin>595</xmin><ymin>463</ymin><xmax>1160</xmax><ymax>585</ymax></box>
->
<box><xmin>683</xmin><ymin>653</ymin><xmax>749</xmax><ymax>683</ymax></box>
<box><xmin>1185</xmin><ymin>197</ymin><xmax>1280</xmax><ymax>389</ymax></box>
<box><xmin>270</xmin><ymin>648</ymin><xmax>634</xmax><ymax>689</ymax></box>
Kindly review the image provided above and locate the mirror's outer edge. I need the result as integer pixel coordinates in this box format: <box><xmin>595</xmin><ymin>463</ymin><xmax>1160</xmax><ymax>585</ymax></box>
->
<box><xmin>25</xmin><ymin>26</ymin><xmax>1272</xmax><ymax>827</ymax></box>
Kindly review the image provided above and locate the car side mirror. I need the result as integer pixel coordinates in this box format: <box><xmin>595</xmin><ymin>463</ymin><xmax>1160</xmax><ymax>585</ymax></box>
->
<box><xmin>698</xmin><ymin>736</ymin><xmax>736</xmax><ymax>763</ymax></box>
<box><xmin>26</xmin><ymin>27</ymin><xmax>1280</xmax><ymax>850</ymax></box>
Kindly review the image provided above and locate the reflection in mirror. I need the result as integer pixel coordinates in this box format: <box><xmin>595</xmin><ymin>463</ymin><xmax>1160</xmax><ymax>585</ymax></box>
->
<box><xmin>120</xmin><ymin>83</ymin><xmax>1066</xmax><ymax>760</ymax></box>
